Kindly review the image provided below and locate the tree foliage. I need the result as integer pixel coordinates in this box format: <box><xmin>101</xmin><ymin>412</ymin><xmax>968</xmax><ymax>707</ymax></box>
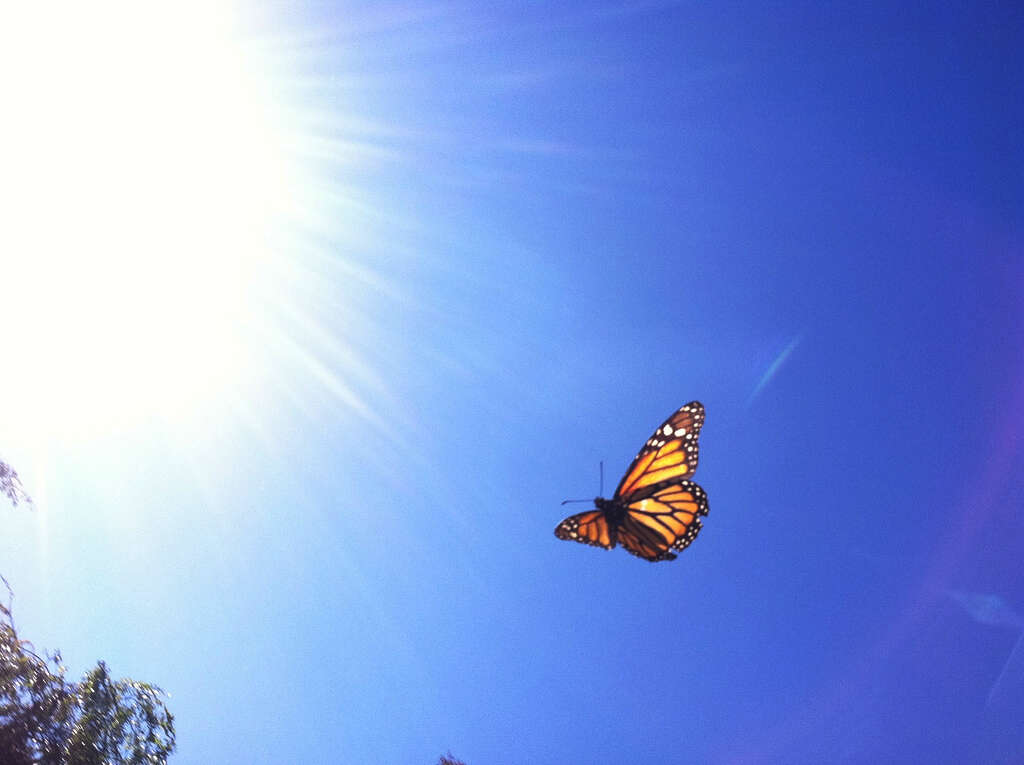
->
<box><xmin>2</xmin><ymin>458</ymin><xmax>174</xmax><ymax>761</ymax></box>
<box><xmin>0</xmin><ymin>583</ymin><xmax>175</xmax><ymax>763</ymax></box>
<box><xmin>0</xmin><ymin>460</ymin><xmax>31</xmax><ymax>507</ymax></box>
<box><xmin>0</xmin><ymin>592</ymin><xmax>70</xmax><ymax>764</ymax></box>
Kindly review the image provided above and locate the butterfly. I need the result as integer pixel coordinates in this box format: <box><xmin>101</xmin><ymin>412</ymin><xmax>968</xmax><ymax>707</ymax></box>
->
<box><xmin>554</xmin><ymin>401</ymin><xmax>709</xmax><ymax>562</ymax></box>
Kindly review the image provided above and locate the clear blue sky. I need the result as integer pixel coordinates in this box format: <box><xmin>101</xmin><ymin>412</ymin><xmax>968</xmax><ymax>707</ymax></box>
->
<box><xmin>2</xmin><ymin>2</ymin><xmax>1022</xmax><ymax>763</ymax></box>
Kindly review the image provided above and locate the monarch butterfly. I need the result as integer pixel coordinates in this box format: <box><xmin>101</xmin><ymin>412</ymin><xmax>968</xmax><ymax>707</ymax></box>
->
<box><xmin>554</xmin><ymin>401</ymin><xmax>709</xmax><ymax>562</ymax></box>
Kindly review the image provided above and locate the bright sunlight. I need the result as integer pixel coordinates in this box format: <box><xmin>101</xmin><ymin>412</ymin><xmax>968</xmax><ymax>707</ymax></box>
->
<box><xmin>1</xmin><ymin>3</ymin><xmax>298</xmax><ymax>441</ymax></box>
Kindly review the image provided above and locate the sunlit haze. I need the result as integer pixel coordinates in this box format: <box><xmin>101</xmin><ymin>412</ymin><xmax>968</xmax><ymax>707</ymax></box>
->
<box><xmin>1</xmin><ymin>3</ymin><xmax>1021</xmax><ymax>764</ymax></box>
<box><xmin>2</xmin><ymin>4</ymin><xmax>306</xmax><ymax>439</ymax></box>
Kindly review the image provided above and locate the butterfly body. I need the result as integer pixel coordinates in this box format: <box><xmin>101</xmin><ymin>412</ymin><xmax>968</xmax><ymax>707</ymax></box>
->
<box><xmin>593</xmin><ymin>497</ymin><xmax>625</xmax><ymax>522</ymax></box>
<box><xmin>591</xmin><ymin>497</ymin><xmax>626</xmax><ymax>544</ymax></box>
<box><xmin>555</xmin><ymin>402</ymin><xmax>709</xmax><ymax>562</ymax></box>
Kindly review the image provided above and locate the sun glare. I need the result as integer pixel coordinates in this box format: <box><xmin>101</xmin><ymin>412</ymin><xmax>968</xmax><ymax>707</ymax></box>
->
<box><xmin>1</xmin><ymin>3</ymin><xmax>299</xmax><ymax>441</ymax></box>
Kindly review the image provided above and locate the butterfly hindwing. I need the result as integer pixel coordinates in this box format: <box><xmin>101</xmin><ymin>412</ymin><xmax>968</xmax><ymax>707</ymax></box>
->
<box><xmin>554</xmin><ymin>509</ymin><xmax>616</xmax><ymax>550</ymax></box>
<box><xmin>617</xmin><ymin>480</ymin><xmax>709</xmax><ymax>561</ymax></box>
<box><xmin>614</xmin><ymin>401</ymin><xmax>704</xmax><ymax>500</ymax></box>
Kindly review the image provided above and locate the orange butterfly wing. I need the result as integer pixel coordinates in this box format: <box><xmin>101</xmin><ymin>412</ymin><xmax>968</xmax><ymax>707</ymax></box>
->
<box><xmin>554</xmin><ymin>509</ymin><xmax>616</xmax><ymax>550</ymax></box>
<box><xmin>617</xmin><ymin>481</ymin><xmax>709</xmax><ymax>561</ymax></box>
<box><xmin>614</xmin><ymin>401</ymin><xmax>704</xmax><ymax>499</ymax></box>
<box><xmin>554</xmin><ymin>401</ymin><xmax>709</xmax><ymax>562</ymax></box>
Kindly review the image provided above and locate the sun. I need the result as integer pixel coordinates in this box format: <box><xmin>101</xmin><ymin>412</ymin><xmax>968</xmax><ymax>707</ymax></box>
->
<box><xmin>1</xmin><ymin>3</ymin><xmax>299</xmax><ymax>442</ymax></box>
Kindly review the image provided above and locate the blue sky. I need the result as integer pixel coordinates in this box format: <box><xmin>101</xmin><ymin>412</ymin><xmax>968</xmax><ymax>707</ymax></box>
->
<box><xmin>1</xmin><ymin>2</ymin><xmax>1022</xmax><ymax>763</ymax></box>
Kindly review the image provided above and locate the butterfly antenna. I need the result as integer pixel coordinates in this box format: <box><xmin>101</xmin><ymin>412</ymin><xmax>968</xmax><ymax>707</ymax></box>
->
<box><xmin>561</xmin><ymin>459</ymin><xmax>605</xmax><ymax>505</ymax></box>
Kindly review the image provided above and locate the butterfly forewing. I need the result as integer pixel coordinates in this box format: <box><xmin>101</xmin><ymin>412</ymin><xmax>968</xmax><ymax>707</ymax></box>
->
<box><xmin>614</xmin><ymin>401</ymin><xmax>704</xmax><ymax>500</ymax></box>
